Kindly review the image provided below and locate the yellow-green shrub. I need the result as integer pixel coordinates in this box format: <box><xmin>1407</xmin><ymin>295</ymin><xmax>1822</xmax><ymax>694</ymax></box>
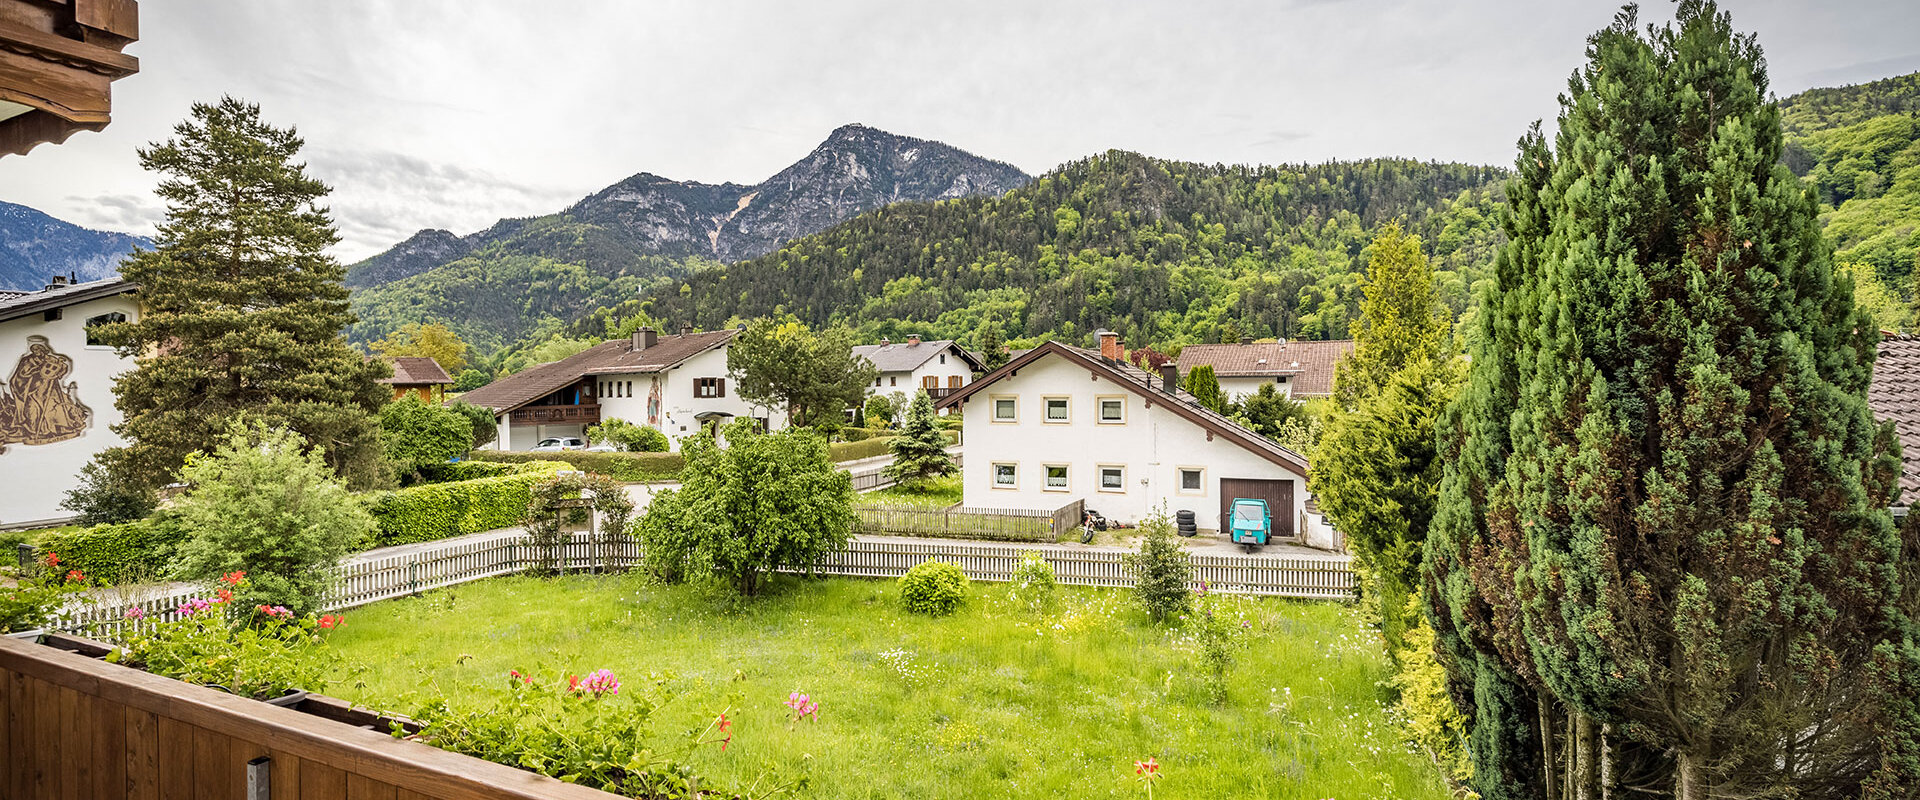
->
<box><xmin>363</xmin><ymin>460</ymin><xmax>570</xmax><ymax>547</ymax></box>
<box><xmin>466</xmin><ymin>450</ymin><xmax>683</xmax><ymax>482</ymax></box>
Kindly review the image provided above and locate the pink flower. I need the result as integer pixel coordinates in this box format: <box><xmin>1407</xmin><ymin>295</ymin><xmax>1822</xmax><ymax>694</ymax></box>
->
<box><xmin>122</xmin><ymin>606</ymin><xmax>145</xmax><ymax>620</ymax></box>
<box><xmin>577</xmin><ymin>669</ymin><xmax>620</xmax><ymax>697</ymax></box>
<box><xmin>175</xmin><ymin>597</ymin><xmax>213</xmax><ymax>616</ymax></box>
<box><xmin>785</xmin><ymin>691</ymin><xmax>821</xmax><ymax>721</ymax></box>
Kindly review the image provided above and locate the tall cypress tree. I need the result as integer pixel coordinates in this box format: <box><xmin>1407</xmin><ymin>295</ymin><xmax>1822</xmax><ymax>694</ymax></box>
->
<box><xmin>1425</xmin><ymin>4</ymin><xmax>1920</xmax><ymax>799</ymax></box>
<box><xmin>104</xmin><ymin>97</ymin><xmax>388</xmax><ymax>488</ymax></box>
<box><xmin>1333</xmin><ymin>222</ymin><xmax>1450</xmax><ymax>405</ymax></box>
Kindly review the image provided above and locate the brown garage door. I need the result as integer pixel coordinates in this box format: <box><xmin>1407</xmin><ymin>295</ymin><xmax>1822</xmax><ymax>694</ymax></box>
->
<box><xmin>1219</xmin><ymin>478</ymin><xmax>1295</xmax><ymax>539</ymax></box>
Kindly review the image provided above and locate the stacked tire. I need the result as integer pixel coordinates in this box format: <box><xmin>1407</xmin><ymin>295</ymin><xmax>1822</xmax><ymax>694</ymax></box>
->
<box><xmin>1175</xmin><ymin>509</ymin><xmax>1199</xmax><ymax>538</ymax></box>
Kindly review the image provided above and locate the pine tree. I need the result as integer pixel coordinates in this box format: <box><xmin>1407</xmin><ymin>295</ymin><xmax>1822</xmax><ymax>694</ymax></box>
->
<box><xmin>883</xmin><ymin>391</ymin><xmax>955</xmax><ymax>485</ymax></box>
<box><xmin>1425</xmin><ymin>5</ymin><xmax>1920</xmax><ymax>798</ymax></box>
<box><xmin>102</xmin><ymin>97</ymin><xmax>388</xmax><ymax>489</ymax></box>
<box><xmin>1182</xmin><ymin>365</ymin><xmax>1230</xmax><ymax>414</ymax></box>
<box><xmin>1333</xmin><ymin>222</ymin><xmax>1449</xmax><ymax>405</ymax></box>
<box><xmin>977</xmin><ymin>321</ymin><xmax>1008</xmax><ymax>372</ymax></box>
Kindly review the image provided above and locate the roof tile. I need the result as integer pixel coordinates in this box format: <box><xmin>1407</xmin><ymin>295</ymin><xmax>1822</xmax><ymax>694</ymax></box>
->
<box><xmin>1174</xmin><ymin>340</ymin><xmax>1354</xmax><ymax>397</ymax></box>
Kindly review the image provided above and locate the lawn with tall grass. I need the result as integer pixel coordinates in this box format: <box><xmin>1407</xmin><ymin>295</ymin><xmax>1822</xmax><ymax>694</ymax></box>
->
<box><xmin>323</xmin><ymin>574</ymin><xmax>1449</xmax><ymax>800</ymax></box>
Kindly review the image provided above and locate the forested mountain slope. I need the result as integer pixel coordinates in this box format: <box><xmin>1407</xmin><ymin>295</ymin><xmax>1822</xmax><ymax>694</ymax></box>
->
<box><xmin>345</xmin><ymin>124</ymin><xmax>1027</xmax><ymax>350</ymax></box>
<box><xmin>572</xmin><ymin>152</ymin><xmax>1508</xmax><ymax>349</ymax></box>
<box><xmin>0</xmin><ymin>201</ymin><xmax>150</xmax><ymax>291</ymax></box>
<box><xmin>1779</xmin><ymin>70</ymin><xmax>1920</xmax><ymax>289</ymax></box>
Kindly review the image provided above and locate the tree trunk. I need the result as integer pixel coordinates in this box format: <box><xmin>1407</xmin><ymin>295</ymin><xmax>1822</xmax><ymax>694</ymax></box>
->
<box><xmin>1540</xmin><ymin>697</ymin><xmax>1561</xmax><ymax>800</ymax></box>
<box><xmin>1676</xmin><ymin>749</ymin><xmax>1704</xmax><ymax>800</ymax></box>
<box><xmin>1599</xmin><ymin>724</ymin><xmax>1613</xmax><ymax>800</ymax></box>
<box><xmin>1573</xmin><ymin>712</ymin><xmax>1595</xmax><ymax>800</ymax></box>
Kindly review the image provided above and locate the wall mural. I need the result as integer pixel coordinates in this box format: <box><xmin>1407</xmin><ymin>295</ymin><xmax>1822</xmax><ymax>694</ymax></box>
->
<box><xmin>0</xmin><ymin>335</ymin><xmax>93</xmax><ymax>452</ymax></box>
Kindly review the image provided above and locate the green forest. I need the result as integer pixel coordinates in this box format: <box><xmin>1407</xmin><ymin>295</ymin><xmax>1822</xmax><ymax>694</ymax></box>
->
<box><xmin>379</xmin><ymin>70</ymin><xmax>1920</xmax><ymax>376</ymax></box>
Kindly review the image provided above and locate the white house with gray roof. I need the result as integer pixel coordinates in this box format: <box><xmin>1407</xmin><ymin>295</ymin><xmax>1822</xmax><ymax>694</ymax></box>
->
<box><xmin>852</xmin><ymin>335</ymin><xmax>982</xmax><ymax>409</ymax></box>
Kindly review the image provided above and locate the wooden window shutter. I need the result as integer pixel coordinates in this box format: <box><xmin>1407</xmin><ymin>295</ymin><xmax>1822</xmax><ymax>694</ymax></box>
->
<box><xmin>717</xmin><ymin>378</ymin><xmax>726</xmax><ymax>398</ymax></box>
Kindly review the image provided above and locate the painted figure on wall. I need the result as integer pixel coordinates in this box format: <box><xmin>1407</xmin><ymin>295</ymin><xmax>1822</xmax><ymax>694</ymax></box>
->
<box><xmin>0</xmin><ymin>336</ymin><xmax>92</xmax><ymax>451</ymax></box>
<box><xmin>647</xmin><ymin>378</ymin><xmax>663</xmax><ymax>426</ymax></box>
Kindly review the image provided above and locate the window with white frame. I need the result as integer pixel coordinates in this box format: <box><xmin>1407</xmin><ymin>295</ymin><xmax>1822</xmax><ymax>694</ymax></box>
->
<box><xmin>85</xmin><ymin>311</ymin><xmax>126</xmax><ymax>347</ymax></box>
<box><xmin>1043</xmin><ymin>396</ymin><xmax>1069</xmax><ymax>423</ymax></box>
<box><xmin>1178</xmin><ymin>467</ymin><xmax>1205</xmax><ymax>494</ymax></box>
<box><xmin>1096</xmin><ymin>395</ymin><xmax>1125</xmax><ymax>424</ymax></box>
<box><xmin>1098</xmin><ymin>465</ymin><xmax>1126</xmax><ymax>492</ymax></box>
<box><xmin>1043</xmin><ymin>464</ymin><xmax>1069</xmax><ymax>491</ymax></box>
<box><xmin>992</xmin><ymin>396</ymin><xmax>1018</xmax><ymax>422</ymax></box>
<box><xmin>993</xmin><ymin>462</ymin><xmax>1018</xmax><ymax>488</ymax></box>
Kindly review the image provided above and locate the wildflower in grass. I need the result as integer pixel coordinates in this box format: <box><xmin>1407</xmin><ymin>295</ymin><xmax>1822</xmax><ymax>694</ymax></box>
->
<box><xmin>568</xmin><ymin>673</ymin><xmax>580</xmax><ymax>692</ymax></box>
<box><xmin>65</xmin><ymin>569</ymin><xmax>85</xmax><ymax>584</ymax></box>
<box><xmin>785</xmin><ymin>691</ymin><xmax>821</xmax><ymax>722</ymax></box>
<box><xmin>508</xmin><ymin>669</ymin><xmax>532</xmax><ymax>686</ymax></box>
<box><xmin>317</xmin><ymin>614</ymin><xmax>343</xmax><ymax>630</ymax></box>
<box><xmin>714</xmin><ymin>712</ymin><xmax>734</xmax><ymax>751</ymax></box>
<box><xmin>122</xmin><ymin>606</ymin><xmax>145</xmax><ymax>620</ymax></box>
<box><xmin>1133</xmin><ymin>757</ymin><xmax>1162</xmax><ymax>800</ymax></box>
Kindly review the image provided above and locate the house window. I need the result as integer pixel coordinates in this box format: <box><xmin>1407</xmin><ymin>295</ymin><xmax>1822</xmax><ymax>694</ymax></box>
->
<box><xmin>890</xmin><ymin>376</ymin><xmax>898</xmax><ymax>387</ymax></box>
<box><xmin>1178</xmin><ymin>467</ymin><xmax>1205</xmax><ymax>494</ymax></box>
<box><xmin>1043</xmin><ymin>397</ymin><xmax>1069</xmax><ymax>423</ymax></box>
<box><xmin>696</xmin><ymin>378</ymin><xmax>725</xmax><ymax>398</ymax></box>
<box><xmin>993</xmin><ymin>462</ymin><xmax>1018</xmax><ymax>488</ymax></box>
<box><xmin>1043</xmin><ymin>464</ymin><xmax>1069</xmax><ymax>491</ymax></box>
<box><xmin>625</xmin><ymin>381</ymin><xmax>633</xmax><ymax>397</ymax></box>
<box><xmin>84</xmin><ymin>311</ymin><xmax>126</xmax><ymax>347</ymax></box>
<box><xmin>948</xmin><ymin>375</ymin><xmax>962</xmax><ymax>389</ymax></box>
<box><xmin>922</xmin><ymin>375</ymin><xmax>938</xmax><ymax>390</ymax></box>
<box><xmin>939</xmin><ymin>354</ymin><xmax>946</xmax><ymax>364</ymax></box>
<box><xmin>1098</xmin><ymin>465</ymin><xmax>1126</xmax><ymax>493</ymax></box>
<box><xmin>875</xmin><ymin>378</ymin><xmax>882</xmax><ymax>387</ymax></box>
<box><xmin>991</xmin><ymin>396</ymin><xmax>1017</xmax><ymax>422</ymax></box>
<box><xmin>1096</xmin><ymin>396</ymin><xmax>1125</xmax><ymax>424</ymax></box>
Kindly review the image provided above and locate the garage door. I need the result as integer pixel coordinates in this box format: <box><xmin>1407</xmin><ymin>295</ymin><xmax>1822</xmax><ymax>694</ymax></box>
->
<box><xmin>1219</xmin><ymin>478</ymin><xmax>1295</xmax><ymax>539</ymax></box>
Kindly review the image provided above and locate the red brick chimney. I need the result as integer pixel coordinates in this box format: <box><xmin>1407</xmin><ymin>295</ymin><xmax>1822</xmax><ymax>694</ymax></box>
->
<box><xmin>1097</xmin><ymin>330</ymin><xmax>1122</xmax><ymax>361</ymax></box>
<box><xmin>907</xmin><ymin>334</ymin><xmax>921</xmax><ymax>345</ymax></box>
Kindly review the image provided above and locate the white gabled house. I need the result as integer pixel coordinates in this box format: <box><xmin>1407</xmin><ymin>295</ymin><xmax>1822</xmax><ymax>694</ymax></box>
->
<box><xmin>852</xmin><ymin>335</ymin><xmax>982</xmax><ymax>409</ymax></box>
<box><xmin>462</xmin><ymin>325</ymin><xmax>786</xmax><ymax>452</ymax></box>
<box><xmin>0</xmin><ymin>276</ymin><xmax>141</xmax><ymax>529</ymax></box>
<box><xmin>936</xmin><ymin>331</ymin><xmax>1339</xmax><ymax>550</ymax></box>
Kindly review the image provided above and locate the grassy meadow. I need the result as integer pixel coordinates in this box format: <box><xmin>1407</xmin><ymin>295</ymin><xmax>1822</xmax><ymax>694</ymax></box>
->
<box><xmin>323</xmin><ymin>574</ymin><xmax>1449</xmax><ymax>800</ymax></box>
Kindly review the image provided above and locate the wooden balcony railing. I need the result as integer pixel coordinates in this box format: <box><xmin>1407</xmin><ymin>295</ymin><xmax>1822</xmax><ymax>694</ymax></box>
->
<box><xmin>508</xmin><ymin>403</ymin><xmax>601</xmax><ymax>426</ymax></box>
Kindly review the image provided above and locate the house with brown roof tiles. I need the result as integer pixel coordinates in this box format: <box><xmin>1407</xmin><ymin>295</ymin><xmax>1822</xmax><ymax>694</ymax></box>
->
<box><xmin>1172</xmin><ymin>339</ymin><xmax>1354</xmax><ymax>400</ymax></box>
<box><xmin>937</xmin><ymin>331</ymin><xmax>1341</xmax><ymax>550</ymax></box>
<box><xmin>377</xmin><ymin>357</ymin><xmax>453</xmax><ymax>403</ymax></box>
<box><xmin>1870</xmin><ymin>333</ymin><xmax>1920</xmax><ymax>507</ymax></box>
<box><xmin>459</xmin><ymin>326</ymin><xmax>787</xmax><ymax>452</ymax></box>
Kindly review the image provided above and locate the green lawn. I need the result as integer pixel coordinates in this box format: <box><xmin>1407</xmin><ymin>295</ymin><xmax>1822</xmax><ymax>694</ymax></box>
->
<box><xmin>324</xmin><ymin>574</ymin><xmax>1448</xmax><ymax>800</ymax></box>
<box><xmin>860</xmin><ymin>475</ymin><xmax>963</xmax><ymax>507</ymax></box>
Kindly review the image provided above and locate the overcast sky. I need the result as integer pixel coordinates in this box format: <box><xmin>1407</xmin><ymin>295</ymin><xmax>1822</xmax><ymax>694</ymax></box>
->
<box><xmin>2</xmin><ymin>0</ymin><xmax>1916</xmax><ymax>263</ymax></box>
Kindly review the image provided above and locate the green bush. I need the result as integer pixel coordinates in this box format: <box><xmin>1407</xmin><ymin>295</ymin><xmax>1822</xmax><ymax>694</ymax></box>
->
<box><xmin>1123</xmin><ymin>512</ymin><xmax>1195</xmax><ymax>624</ymax></box>
<box><xmin>586</xmin><ymin>418</ymin><xmax>671</xmax><ymax>452</ymax></box>
<box><xmin>828</xmin><ymin>436</ymin><xmax>896</xmax><ymax>463</ymax></box>
<box><xmin>899</xmin><ymin>559</ymin><xmax>969</xmax><ymax>616</ymax></box>
<box><xmin>467</xmin><ymin>450</ymin><xmax>684</xmax><ymax>482</ymax></box>
<box><xmin>1006</xmin><ymin>550</ymin><xmax>1058</xmax><ymax>613</ymax></box>
<box><xmin>363</xmin><ymin>460</ymin><xmax>569</xmax><ymax>548</ymax></box>
<box><xmin>837</xmin><ymin>426</ymin><xmax>888</xmax><ymax>442</ymax></box>
<box><xmin>39</xmin><ymin>515</ymin><xmax>191</xmax><ymax>585</ymax></box>
<box><xmin>378</xmin><ymin>396</ymin><xmax>475</xmax><ymax>479</ymax></box>
<box><xmin>415</xmin><ymin>460</ymin><xmax>516</xmax><ymax>484</ymax></box>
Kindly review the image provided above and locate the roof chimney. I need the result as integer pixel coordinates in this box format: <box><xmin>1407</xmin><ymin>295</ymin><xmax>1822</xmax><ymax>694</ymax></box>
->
<box><xmin>1160</xmin><ymin>363</ymin><xmax>1179</xmax><ymax>393</ymax></box>
<box><xmin>1240</xmin><ymin>337</ymin><xmax>1253</xmax><ymax>345</ymax></box>
<box><xmin>681</xmin><ymin>323</ymin><xmax>695</xmax><ymax>336</ymax></box>
<box><xmin>880</xmin><ymin>337</ymin><xmax>890</xmax><ymax>346</ymax></box>
<box><xmin>632</xmin><ymin>326</ymin><xmax>658</xmax><ymax>352</ymax></box>
<box><xmin>44</xmin><ymin>274</ymin><xmax>68</xmax><ymax>291</ymax></box>
<box><xmin>1097</xmin><ymin>329</ymin><xmax>1122</xmax><ymax>361</ymax></box>
<box><xmin>907</xmin><ymin>334</ymin><xmax>921</xmax><ymax>345</ymax></box>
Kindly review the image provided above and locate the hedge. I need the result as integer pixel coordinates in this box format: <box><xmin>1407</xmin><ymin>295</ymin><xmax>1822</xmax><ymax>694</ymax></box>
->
<box><xmin>414</xmin><ymin>460</ymin><xmax>517</xmax><ymax>484</ymax></box>
<box><xmin>837</xmin><ymin>427</ymin><xmax>890</xmax><ymax>442</ymax></box>
<box><xmin>361</xmin><ymin>460</ymin><xmax>572</xmax><ymax>548</ymax></box>
<box><xmin>39</xmin><ymin>514</ymin><xmax>191</xmax><ymax>585</ymax></box>
<box><xmin>466</xmin><ymin>450</ymin><xmax>685</xmax><ymax>482</ymax></box>
<box><xmin>828</xmin><ymin>437</ymin><xmax>896</xmax><ymax>463</ymax></box>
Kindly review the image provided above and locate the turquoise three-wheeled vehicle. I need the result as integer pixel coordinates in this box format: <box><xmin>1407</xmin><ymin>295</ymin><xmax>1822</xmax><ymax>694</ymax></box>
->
<box><xmin>1228</xmin><ymin>498</ymin><xmax>1272</xmax><ymax>553</ymax></box>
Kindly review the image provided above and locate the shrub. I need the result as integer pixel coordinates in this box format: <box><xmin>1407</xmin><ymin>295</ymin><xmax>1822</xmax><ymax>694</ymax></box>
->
<box><xmin>899</xmin><ymin>559</ymin><xmax>969</xmax><ymax>616</ymax></box>
<box><xmin>636</xmin><ymin>421</ymin><xmax>854</xmax><ymax>596</ymax></box>
<box><xmin>39</xmin><ymin>514</ymin><xmax>190</xmax><ymax>585</ymax></box>
<box><xmin>524</xmin><ymin>472</ymin><xmax>634</xmax><ymax>576</ymax></box>
<box><xmin>172</xmin><ymin>424</ymin><xmax>376</xmax><ymax>616</ymax></box>
<box><xmin>587</xmin><ymin>418</ymin><xmax>671</xmax><ymax>452</ymax></box>
<box><xmin>863</xmin><ymin>394</ymin><xmax>899</xmax><ymax>429</ymax></box>
<box><xmin>827</xmin><ymin>436</ymin><xmax>895</xmax><ymax>463</ymax></box>
<box><xmin>446</xmin><ymin>400</ymin><xmax>498</xmax><ymax>448</ymax></box>
<box><xmin>363</xmin><ymin>461</ymin><xmax>569</xmax><ymax>547</ymax></box>
<box><xmin>1187</xmin><ymin>592</ymin><xmax>1249</xmax><ymax>704</ymax></box>
<box><xmin>378</xmin><ymin>396</ymin><xmax>475</xmax><ymax>480</ymax></box>
<box><xmin>60</xmin><ymin>446</ymin><xmax>157</xmax><ymax>525</ymax></box>
<box><xmin>1390</xmin><ymin>608</ymin><xmax>1472</xmax><ymax>784</ymax></box>
<box><xmin>837</xmin><ymin>426</ymin><xmax>887</xmax><ymax>442</ymax></box>
<box><xmin>415</xmin><ymin>460</ymin><xmax>516</xmax><ymax>484</ymax></box>
<box><xmin>1122</xmin><ymin>512</ymin><xmax>1194</xmax><ymax>624</ymax></box>
<box><xmin>1006</xmin><ymin>551</ymin><xmax>1057</xmax><ymax>613</ymax></box>
<box><xmin>467</xmin><ymin>450</ymin><xmax>684</xmax><ymax>482</ymax></box>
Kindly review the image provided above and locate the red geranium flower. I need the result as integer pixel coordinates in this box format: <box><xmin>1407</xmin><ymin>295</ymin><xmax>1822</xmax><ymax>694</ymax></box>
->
<box><xmin>41</xmin><ymin>552</ymin><xmax>59</xmax><ymax>568</ymax></box>
<box><xmin>65</xmin><ymin>569</ymin><xmax>84</xmax><ymax>583</ymax></box>
<box><xmin>215</xmin><ymin>588</ymin><xmax>234</xmax><ymax>604</ymax></box>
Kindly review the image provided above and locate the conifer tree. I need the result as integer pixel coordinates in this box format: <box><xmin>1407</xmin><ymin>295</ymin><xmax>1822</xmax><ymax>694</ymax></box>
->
<box><xmin>1334</xmin><ymin>223</ymin><xmax>1449</xmax><ymax>405</ymax></box>
<box><xmin>883</xmin><ymin>391</ymin><xmax>955</xmax><ymax>486</ymax></box>
<box><xmin>1425</xmin><ymin>5</ymin><xmax>1920</xmax><ymax>798</ymax></box>
<box><xmin>1182</xmin><ymin>365</ymin><xmax>1229</xmax><ymax>414</ymax></box>
<box><xmin>976</xmin><ymin>321</ymin><xmax>1008</xmax><ymax>372</ymax></box>
<box><xmin>102</xmin><ymin>97</ymin><xmax>388</xmax><ymax>489</ymax></box>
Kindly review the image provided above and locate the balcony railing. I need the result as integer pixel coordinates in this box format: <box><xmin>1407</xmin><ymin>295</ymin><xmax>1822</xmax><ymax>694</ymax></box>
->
<box><xmin>508</xmin><ymin>404</ymin><xmax>601</xmax><ymax>426</ymax></box>
<box><xmin>925</xmin><ymin>387</ymin><xmax>957</xmax><ymax>400</ymax></box>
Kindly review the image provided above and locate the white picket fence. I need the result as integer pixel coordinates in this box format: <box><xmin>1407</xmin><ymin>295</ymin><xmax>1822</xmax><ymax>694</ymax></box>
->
<box><xmin>55</xmin><ymin>529</ymin><xmax>1352</xmax><ymax>638</ymax></box>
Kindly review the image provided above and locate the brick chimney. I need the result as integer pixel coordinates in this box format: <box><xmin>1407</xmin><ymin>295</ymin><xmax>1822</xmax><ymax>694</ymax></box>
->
<box><xmin>907</xmin><ymin>334</ymin><xmax>921</xmax><ymax>345</ymax></box>
<box><xmin>1160</xmin><ymin>364</ymin><xmax>1180</xmax><ymax>393</ymax></box>
<box><xmin>1097</xmin><ymin>329</ymin><xmax>1122</xmax><ymax>361</ymax></box>
<box><xmin>880</xmin><ymin>337</ymin><xmax>890</xmax><ymax>346</ymax></box>
<box><xmin>631</xmin><ymin>326</ymin><xmax>658</xmax><ymax>352</ymax></box>
<box><xmin>1240</xmin><ymin>336</ymin><xmax>1253</xmax><ymax>345</ymax></box>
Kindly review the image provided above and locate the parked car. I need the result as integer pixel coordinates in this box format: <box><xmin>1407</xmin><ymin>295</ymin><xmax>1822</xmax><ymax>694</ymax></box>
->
<box><xmin>583</xmin><ymin>442</ymin><xmax>619</xmax><ymax>453</ymax></box>
<box><xmin>531</xmin><ymin>437</ymin><xmax>586</xmax><ymax>452</ymax></box>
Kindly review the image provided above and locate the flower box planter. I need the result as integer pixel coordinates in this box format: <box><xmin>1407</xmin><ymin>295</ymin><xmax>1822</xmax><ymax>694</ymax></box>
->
<box><xmin>0</xmin><ymin>631</ymin><xmax>618</xmax><ymax>799</ymax></box>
